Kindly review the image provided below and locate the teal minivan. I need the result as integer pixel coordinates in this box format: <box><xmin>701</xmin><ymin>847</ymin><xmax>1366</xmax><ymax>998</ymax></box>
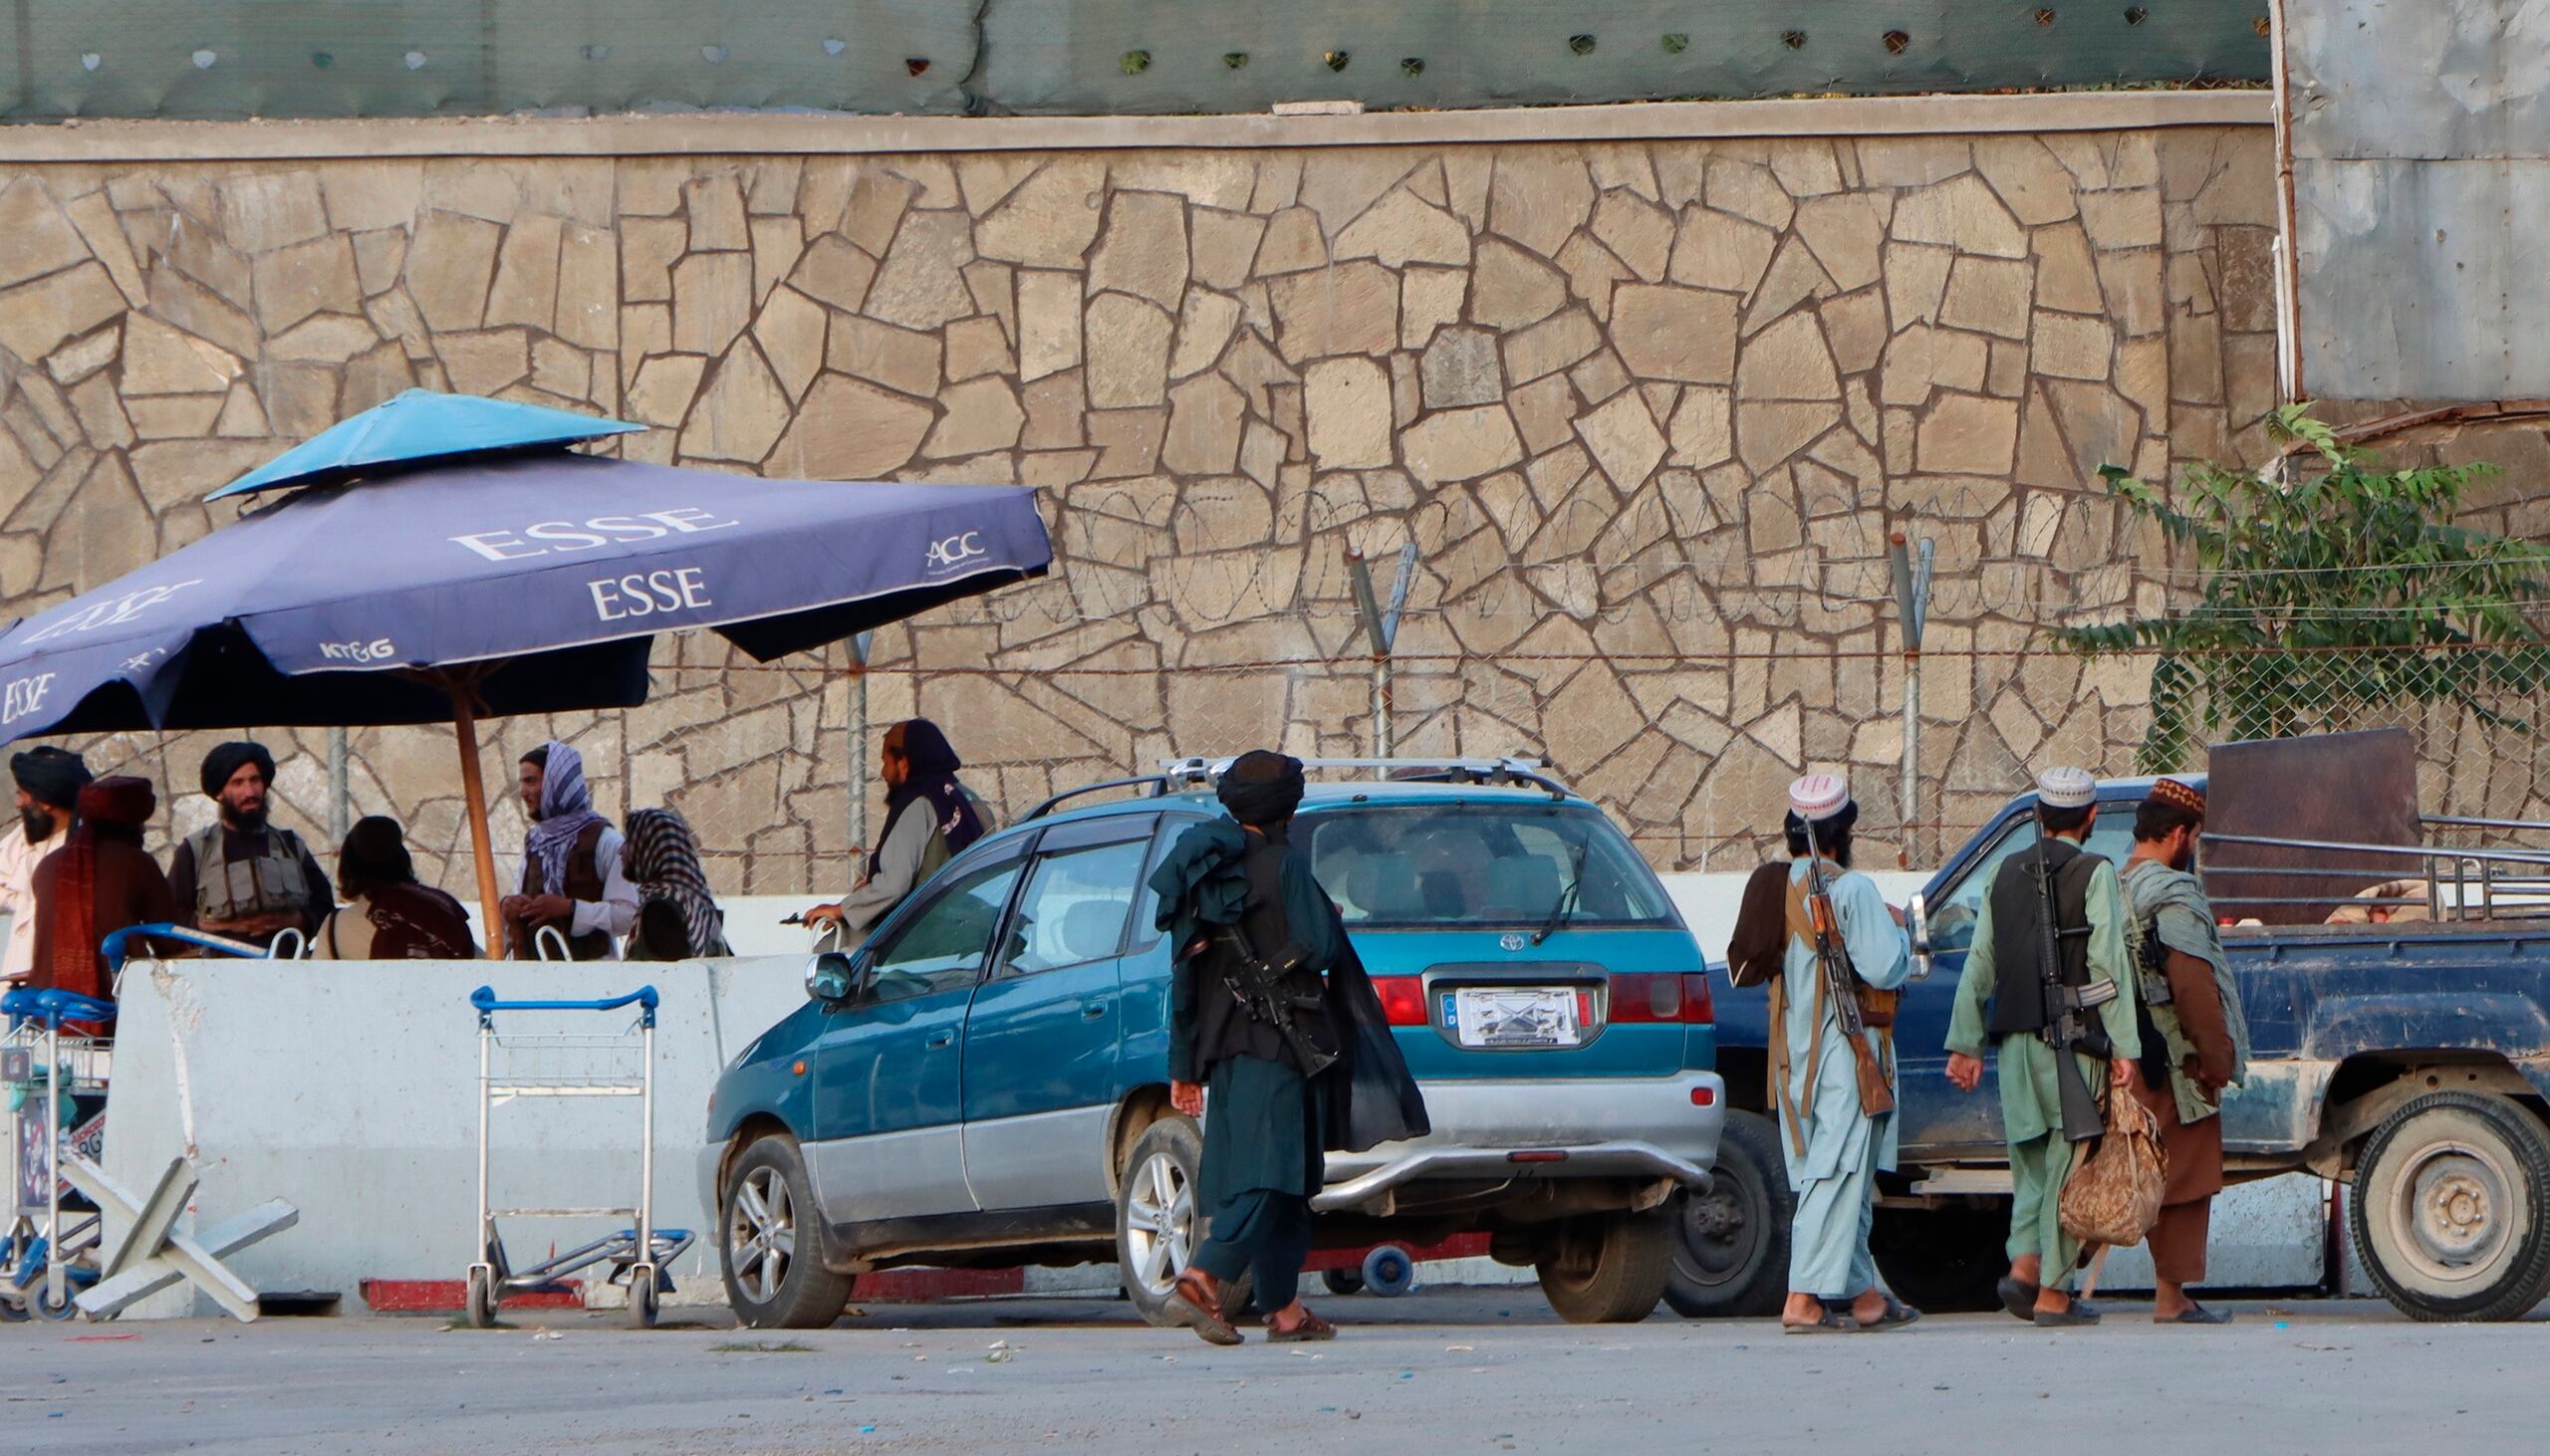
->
<box><xmin>700</xmin><ymin>758</ymin><xmax>1725</xmax><ymax>1328</ymax></box>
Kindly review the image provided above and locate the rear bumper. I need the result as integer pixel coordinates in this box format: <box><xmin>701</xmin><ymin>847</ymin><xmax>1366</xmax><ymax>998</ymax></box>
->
<box><xmin>1314</xmin><ymin>1072</ymin><xmax>1723</xmax><ymax>1214</ymax></box>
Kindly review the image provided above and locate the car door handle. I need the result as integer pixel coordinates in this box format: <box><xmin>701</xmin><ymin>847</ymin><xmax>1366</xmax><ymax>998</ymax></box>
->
<box><xmin>926</xmin><ymin>1031</ymin><xmax>955</xmax><ymax>1050</ymax></box>
<box><xmin>1081</xmin><ymin>1002</ymin><xmax>1108</xmax><ymax>1021</ymax></box>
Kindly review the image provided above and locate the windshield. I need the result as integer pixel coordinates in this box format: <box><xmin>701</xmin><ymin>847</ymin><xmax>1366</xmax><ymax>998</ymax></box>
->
<box><xmin>1299</xmin><ymin>802</ymin><xmax>1678</xmax><ymax>930</ymax></box>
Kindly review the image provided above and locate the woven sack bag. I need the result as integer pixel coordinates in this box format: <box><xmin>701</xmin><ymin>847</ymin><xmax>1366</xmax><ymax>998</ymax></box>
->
<box><xmin>2058</xmin><ymin>1088</ymin><xmax>2168</xmax><ymax>1249</ymax></box>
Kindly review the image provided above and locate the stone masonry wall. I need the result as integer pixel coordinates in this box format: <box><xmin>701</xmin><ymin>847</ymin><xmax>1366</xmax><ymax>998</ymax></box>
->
<box><xmin>0</xmin><ymin>119</ymin><xmax>2295</xmax><ymax>890</ymax></box>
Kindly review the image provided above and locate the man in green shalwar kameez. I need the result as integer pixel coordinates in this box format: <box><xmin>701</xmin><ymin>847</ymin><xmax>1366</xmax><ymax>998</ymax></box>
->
<box><xmin>1150</xmin><ymin>750</ymin><xmax>1347</xmax><ymax>1345</ymax></box>
<box><xmin>1945</xmin><ymin>767</ymin><xmax>2143</xmax><ymax>1327</ymax></box>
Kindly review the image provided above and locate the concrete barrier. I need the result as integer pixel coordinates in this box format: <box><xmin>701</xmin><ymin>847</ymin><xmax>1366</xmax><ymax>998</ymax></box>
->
<box><xmin>103</xmin><ymin>954</ymin><xmax>813</xmax><ymax>1317</ymax></box>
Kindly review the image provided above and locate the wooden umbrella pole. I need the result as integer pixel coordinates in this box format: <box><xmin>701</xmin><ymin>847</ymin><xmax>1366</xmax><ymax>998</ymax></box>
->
<box><xmin>446</xmin><ymin>675</ymin><xmax>506</xmax><ymax>953</ymax></box>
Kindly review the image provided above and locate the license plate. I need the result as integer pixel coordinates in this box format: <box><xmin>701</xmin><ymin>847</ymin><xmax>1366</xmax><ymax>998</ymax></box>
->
<box><xmin>1449</xmin><ymin>987</ymin><xmax>1582</xmax><ymax>1049</ymax></box>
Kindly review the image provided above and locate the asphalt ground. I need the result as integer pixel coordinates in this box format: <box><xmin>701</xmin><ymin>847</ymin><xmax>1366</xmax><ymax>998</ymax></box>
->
<box><xmin>5</xmin><ymin>1291</ymin><xmax>2544</xmax><ymax>1453</ymax></box>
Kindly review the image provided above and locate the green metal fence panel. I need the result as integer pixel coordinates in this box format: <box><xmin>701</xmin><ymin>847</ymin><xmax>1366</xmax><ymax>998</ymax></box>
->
<box><xmin>1</xmin><ymin>0</ymin><xmax>2267</xmax><ymax>121</ymax></box>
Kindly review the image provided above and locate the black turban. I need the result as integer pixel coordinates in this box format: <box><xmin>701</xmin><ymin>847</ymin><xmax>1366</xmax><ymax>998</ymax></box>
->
<box><xmin>1218</xmin><ymin>750</ymin><xmax>1306</xmax><ymax>828</ymax></box>
<box><xmin>200</xmin><ymin>741</ymin><xmax>276</xmax><ymax>799</ymax></box>
<box><xmin>10</xmin><ymin>746</ymin><xmax>91</xmax><ymax>810</ymax></box>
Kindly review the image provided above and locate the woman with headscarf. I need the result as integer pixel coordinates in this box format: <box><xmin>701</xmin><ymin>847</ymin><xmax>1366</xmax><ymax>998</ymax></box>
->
<box><xmin>623</xmin><ymin>807</ymin><xmax>732</xmax><ymax>960</ymax></box>
<box><xmin>30</xmin><ymin>776</ymin><xmax>175</xmax><ymax>1018</ymax></box>
<box><xmin>312</xmin><ymin>817</ymin><xmax>479</xmax><ymax>960</ymax></box>
<box><xmin>498</xmin><ymin>740</ymin><xmax>638</xmax><ymax>961</ymax></box>
<box><xmin>804</xmin><ymin>719</ymin><xmax>992</xmax><ymax>942</ymax></box>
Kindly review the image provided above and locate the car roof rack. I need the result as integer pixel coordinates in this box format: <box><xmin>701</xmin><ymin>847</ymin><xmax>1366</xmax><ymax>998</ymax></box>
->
<box><xmin>1158</xmin><ymin>755</ymin><xmax>1572</xmax><ymax>802</ymax></box>
<box><xmin>1018</xmin><ymin>774</ymin><xmax>1173</xmax><ymax>824</ymax></box>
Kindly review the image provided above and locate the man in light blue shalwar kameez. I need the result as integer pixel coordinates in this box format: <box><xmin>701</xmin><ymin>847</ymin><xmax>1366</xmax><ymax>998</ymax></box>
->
<box><xmin>1769</xmin><ymin>774</ymin><xmax>1920</xmax><ymax>1334</ymax></box>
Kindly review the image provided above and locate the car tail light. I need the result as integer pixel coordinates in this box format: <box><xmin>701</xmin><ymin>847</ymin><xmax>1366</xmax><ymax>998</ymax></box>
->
<box><xmin>1609</xmin><ymin>972</ymin><xmax>1713</xmax><ymax>1025</ymax></box>
<box><xmin>1690</xmin><ymin>1086</ymin><xmax>1716</xmax><ymax>1107</ymax></box>
<box><xmin>1372</xmin><ymin>975</ymin><xmax>1429</xmax><ymax>1027</ymax></box>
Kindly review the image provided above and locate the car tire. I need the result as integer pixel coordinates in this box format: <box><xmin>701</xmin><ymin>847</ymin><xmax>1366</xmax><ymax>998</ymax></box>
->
<box><xmin>2352</xmin><ymin>1091</ymin><xmax>2550</xmax><ymax>1323</ymax></box>
<box><xmin>1536</xmin><ymin>1210</ymin><xmax>1672</xmax><ymax>1324</ymax></box>
<box><xmin>1663</xmin><ymin>1108</ymin><xmax>1791</xmax><ymax>1319</ymax></box>
<box><xmin>1870</xmin><ymin>1202</ymin><xmax>2010</xmax><ymax>1314</ymax></box>
<box><xmin>719</xmin><ymin>1135</ymin><xmax>856</xmax><ymax>1331</ymax></box>
<box><xmin>1118</xmin><ymin>1117</ymin><xmax>1207</xmax><ymax>1328</ymax></box>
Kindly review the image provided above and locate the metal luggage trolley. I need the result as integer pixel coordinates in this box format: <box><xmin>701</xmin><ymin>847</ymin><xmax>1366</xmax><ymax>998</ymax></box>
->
<box><xmin>465</xmin><ymin>984</ymin><xmax>692</xmax><ymax>1330</ymax></box>
<box><xmin>0</xmin><ymin>987</ymin><xmax>114</xmax><ymax>1321</ymax></box>
<box><xmin>0</xmin><ymin>923</ymin><xmax>271</xmax><ymax>1322</ymax></box>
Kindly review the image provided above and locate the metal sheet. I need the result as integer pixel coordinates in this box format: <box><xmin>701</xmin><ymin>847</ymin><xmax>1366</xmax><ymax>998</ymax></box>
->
<box><xmin>1</xmin><ymin>0</ymin><xmax>2270</xmax><ymax>121</ymax></box>
<box><xmin>2204</xmin><ymin>729</ymin><xmax>2421</xmax><ymax>926</ymax></box>
<box><xmin>2287</xmin><ymin>0</ymin><xmax>2550</xmax><ymax>397</ymax></box>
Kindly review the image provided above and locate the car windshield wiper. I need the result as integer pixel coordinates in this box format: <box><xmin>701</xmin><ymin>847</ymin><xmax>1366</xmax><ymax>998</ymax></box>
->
<box><xmin>1529</xmin><ymin>840</ymin><xmax>1592</xmax><ymax>946</ymax></box>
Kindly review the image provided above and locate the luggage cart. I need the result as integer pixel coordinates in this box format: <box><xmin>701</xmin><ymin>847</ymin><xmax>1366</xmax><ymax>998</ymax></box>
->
<box><xmin>1</xmin><ymin>987</ymin><xmax>114</xmax><ymax>1321</ymax></box>
<box><xmin>464</xmin><ymin>984</ymin><xmax>692</xmax><ymax>1330</ymax></box>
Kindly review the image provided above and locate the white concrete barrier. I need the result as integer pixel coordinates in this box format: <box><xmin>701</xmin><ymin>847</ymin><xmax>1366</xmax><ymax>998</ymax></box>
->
<box><xmin>103</xmin><ymin>954</ymin><xmax>813</xmax><ymax>1317</ymax></box>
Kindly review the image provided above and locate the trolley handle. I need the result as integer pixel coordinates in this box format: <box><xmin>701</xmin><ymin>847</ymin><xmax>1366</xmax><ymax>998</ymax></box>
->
<box><xmin>469</xmin><ymin>984</ymin><xmax>660</xmax><ymax>1026</ymax></box>
<box><xmin>102</xmin><ymin>922</ymin><xmax>271</xmax><ymax>971</ymax></box>
<box><xmin>2</xmin><ymin>986</ymin><xmax>117</xmax><ymax>1030</ymax></box>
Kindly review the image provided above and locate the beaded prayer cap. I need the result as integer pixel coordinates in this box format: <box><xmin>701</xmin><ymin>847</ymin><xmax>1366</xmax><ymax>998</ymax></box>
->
<box><xmin>2035</xmin><ymin>767</ymin><xmax>2098</xmax><ymax>810</ymax></box>
<box><xmin>2149</xmin><ymin>778</ymin><xmax>2206</xmax><ymax>817</ymax></box>
<box><xmin>1787</xmin><ymin>774</ymin><xmax>1851</xmax><ymax>822</ymax></box>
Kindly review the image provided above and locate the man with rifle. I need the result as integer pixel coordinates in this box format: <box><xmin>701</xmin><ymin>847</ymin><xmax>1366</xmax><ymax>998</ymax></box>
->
<box><xmin>1145</xmin><ymin>750</ymin><xmax>1427</xmax><ymax>1344</ymax></box>
<box><xmin>1768</xmin><ymin>775</ymin><xmax>1919</xmax><ymax>1334</ymax></box>
<box><xmin>1945</xmin><ymin>767</ymin><xmax>2144</xmax><ymax>1327</ymax></box>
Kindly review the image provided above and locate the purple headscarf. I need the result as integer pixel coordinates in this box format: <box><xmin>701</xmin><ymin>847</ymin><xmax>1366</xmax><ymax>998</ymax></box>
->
<box><xmin>524</xmin><ymin>740</ymin><xmax>608</xmax><ymax>895</ymax></box>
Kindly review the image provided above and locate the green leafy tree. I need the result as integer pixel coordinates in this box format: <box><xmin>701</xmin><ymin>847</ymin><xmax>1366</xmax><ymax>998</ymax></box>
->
<box><xmin>2056</xmin><ymin>404</ymin><xmax>2549</xmax><ymax>772</ymax></box>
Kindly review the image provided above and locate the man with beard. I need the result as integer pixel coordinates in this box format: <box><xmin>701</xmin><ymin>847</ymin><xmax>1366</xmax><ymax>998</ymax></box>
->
<box><xmin>167</xmin><ymin>742</ymin><xmax>333</xmax><ymax>950</ymax></box>
<box><xmin>31</xmin><ymin>776</ymin><xmax>174</xmax><ymax>1015</ymax></box>
<box><xmin>500</xmin><ymin>740</ymin><xmax>638</xmax><ymax>960</ymax></box>
<box><xmin>1945</xmin><ymin>767</ymin><xmax>2143</xmax><ymax>1327</ymax></box>
<box><xmin>1767</xmin><ymin>775</ymin><xmax>1919</xmax><ymax>1334</ymax></box>
<box><xmin>2121</xmin><ymin>778</ymin><xmax>2249</xmax><ymax>1324</ymax></box>
<box><xmin>804</xmin><ymin>720</ymin><xmax>992</xmax><ymax>942</ymax></box>
<box><xmin>1</xmin><ymin>747</ymin><xmax>90</xmax><ymax>984</ymax></box>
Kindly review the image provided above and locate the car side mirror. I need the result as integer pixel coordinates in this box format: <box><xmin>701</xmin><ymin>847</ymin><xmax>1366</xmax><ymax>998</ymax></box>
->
<box><xmin>806</xmin><ymin>951</ymin><xmax>859</xmax><ymax>1003</ymax></box>
<box><xmin>1908</xmin><ymin>892</ymin><xmax>1933</xmax><ymax>981</ymax></box>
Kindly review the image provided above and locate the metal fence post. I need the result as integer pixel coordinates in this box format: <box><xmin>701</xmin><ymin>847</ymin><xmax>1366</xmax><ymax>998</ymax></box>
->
<box><xmin>847</xmin><ymin>631</ymin><xmax>874</xmax><ymax>865</ymax></box>
<box><xmin>1346</xmin><ymin>544</ymin><xmax>1417</xmax><ymax>759</ymax></box>
<box><xmin>1888</xmin><ymin>531</ymin><xmax>1934</xmax><ymax>869</ymax></box>
<box><xmin>327</xmin><ymin>726</ymin><xmax>349</xmax><ymax>841</ymax></box>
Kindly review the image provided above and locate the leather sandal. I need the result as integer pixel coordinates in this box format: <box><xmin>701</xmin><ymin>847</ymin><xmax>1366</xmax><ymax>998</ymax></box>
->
<box><xmin>1266</xmin><ymin>1308</ymin><xmax>1337</xmax><ymax>1342</ymax></box>
<box><xmin>1781</xmin><ymin>1307</ymin><xmax>1854</xmax><ymax>1335</ymax></box>
<box><xmin>1996</xmin><ymin>1275</ymin><xmax>2040</xmax><ymax>1323</ymax></box>
<box><xmin>1854</xmin><ymin>1293</ymin><xmax>1922</xmax><ymax>1334</ymax></box>
<box><xmin>2033</xmin><ymin>1298</ymin><xmax>2103</xmax><ymax>1328</ymax></box>
<box><xmin>1164</xmin><ymin>1273</ymin><xmax>1243</xmax><ymax>1346</ymax></box>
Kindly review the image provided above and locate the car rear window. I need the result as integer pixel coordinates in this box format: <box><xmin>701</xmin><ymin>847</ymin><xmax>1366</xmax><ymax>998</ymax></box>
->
<box><xmin>1299</xmin><ymin>802</ymin><xmax>1677</xmax><ymax>930</ymax></box>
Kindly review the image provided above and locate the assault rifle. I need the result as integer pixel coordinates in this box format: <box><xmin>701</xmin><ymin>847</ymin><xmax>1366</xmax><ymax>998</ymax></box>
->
<box><xmin>1215</xmin><ymin>921</ymin><xmax>1340</xmax><ymax>1079</ymax></box>
<box><xmin>2032</xmin><ymin>837</ymin><xmax>2116</xmax><ymax>1142</ymax></box>
<box><xmin>1800</xmin><ymin>817</ymin><xmax>1895</xmax><ymax>1118</ymax></box>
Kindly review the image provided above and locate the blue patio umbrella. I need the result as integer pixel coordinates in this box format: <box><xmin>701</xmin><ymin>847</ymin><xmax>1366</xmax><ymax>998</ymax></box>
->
<box><xmin>0</xmin><ymin>449</ymin><xmax>1051</xmax><ymax>936</ymax></box>
<box><xmin>204</xmin><ymin>388</ymin><xmax>644</xmax><ymax>501</ymax></box>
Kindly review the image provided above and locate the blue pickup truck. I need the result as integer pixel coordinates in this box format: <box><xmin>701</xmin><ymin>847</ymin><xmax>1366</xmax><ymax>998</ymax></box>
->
<box><xmin>1678</xmin><ymin>740</ymin><xmax>2550</xmax><ymax>1324</ymax></box>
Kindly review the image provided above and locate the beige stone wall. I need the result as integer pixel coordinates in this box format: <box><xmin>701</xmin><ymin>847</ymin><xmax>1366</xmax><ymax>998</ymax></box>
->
<box><xmin>0</xmin><ymin>113</ymin><xmax>2292</xmax><ymax>889</ymax></box>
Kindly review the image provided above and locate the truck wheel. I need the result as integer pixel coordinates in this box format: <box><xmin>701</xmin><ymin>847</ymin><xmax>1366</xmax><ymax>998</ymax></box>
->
<box><xmin>1663</xmin><ymin>1108</ymin><xmax>1790</xmax><ymax>1318</ymax></box>
<box><xmin>1120</xmin><ymin>1118</ymin><xmax>1265</xmax><ymax>1325</ymax></box>
<box><xmin>2352</xmin><ymin>1091</ymin><xmax>2550</xmax><ymax>1323</ymax></box>
<box><xmin>720</xmin><ymin>1136</ymin><xmax>856</xmax><ymax>1330</ymax></box>
<box><xmin>1871</xmin><ymin>1202</ymin><xmax>2011</xmax><ymax>1314</ymax></box>
<box><xmin>1536</xmin><ymin>1210</ymin><xmax>1671</xmax><ymax>1324</ymax></box>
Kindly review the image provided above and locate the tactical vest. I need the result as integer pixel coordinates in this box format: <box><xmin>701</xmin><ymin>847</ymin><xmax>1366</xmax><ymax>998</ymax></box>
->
<box><xmin>187</xmin><ymin>824</ymin><xmax>313</xmax><ymax>936</ymax></box>
<box><xmin>518</xmin><ymin>821</ymin><xmax>612</xmax><ymax>961</ymax></box>
<box><xmin>1984</xmin><ymin>837</ymin><xmax>2104</xmax><ymax>1040</ymax></box>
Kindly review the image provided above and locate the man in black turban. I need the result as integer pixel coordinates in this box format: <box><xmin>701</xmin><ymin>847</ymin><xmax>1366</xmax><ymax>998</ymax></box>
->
<box><xmin>1143</xmin><ymin>749</ymin><xmax>1437</xmax><ymax>1345</ymax></box>
<box><xmin>3</xmin><ymin>746</ymin><xmax>90</xmax><ymax>983</ymax></box>
<box><xmin>167</xmin><ymin>739</ymin><xmax>333</xmax><ymax>949</ymax></box>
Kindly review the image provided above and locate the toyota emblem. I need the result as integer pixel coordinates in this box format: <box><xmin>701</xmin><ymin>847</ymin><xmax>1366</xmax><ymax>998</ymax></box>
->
<box><xmin>1498</xmin><ymin>933</ymin><xmax>1527</xmax><ymax>952</ymax></box>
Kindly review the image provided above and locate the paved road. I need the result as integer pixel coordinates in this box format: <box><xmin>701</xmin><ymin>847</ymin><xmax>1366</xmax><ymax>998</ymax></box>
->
<box><xmin>6</xmin><ymin>1292</ymin><xmax>2544</xmax><ymax>1453</ymax></box>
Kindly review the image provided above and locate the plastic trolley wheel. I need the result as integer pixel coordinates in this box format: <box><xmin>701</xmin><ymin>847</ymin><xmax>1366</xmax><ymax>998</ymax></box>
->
<box><xmin>629</xmin><ymin>1266</ymin><xmax>659</xmax><ymax>1331</ymax></box>
<box><xmin>33</xmin><ymin>1283</ymin><xmax>79</xmax><ymax>1322</ymax></box>
<box><xmin>1361</xmin><ymin>1245</ymin><xmax>1415</xmax><ymax>1297</ymax></box>
<box><xmin>464</xmin><ymin>1265</ymin><xmax>499</xmax><ymax>1330</ymax></box>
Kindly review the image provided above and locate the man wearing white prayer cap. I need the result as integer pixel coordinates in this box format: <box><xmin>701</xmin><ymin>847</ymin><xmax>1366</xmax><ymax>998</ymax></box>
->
<box><xmin>1943</xmin><ymin>767</ymin><xmax>2143</xmax><ymax>1327</ymax></box>
<box><xmin>1766</xmin><ymin>773</ymin><xmax>1918</xmax><ymax>1333</ymax></box>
